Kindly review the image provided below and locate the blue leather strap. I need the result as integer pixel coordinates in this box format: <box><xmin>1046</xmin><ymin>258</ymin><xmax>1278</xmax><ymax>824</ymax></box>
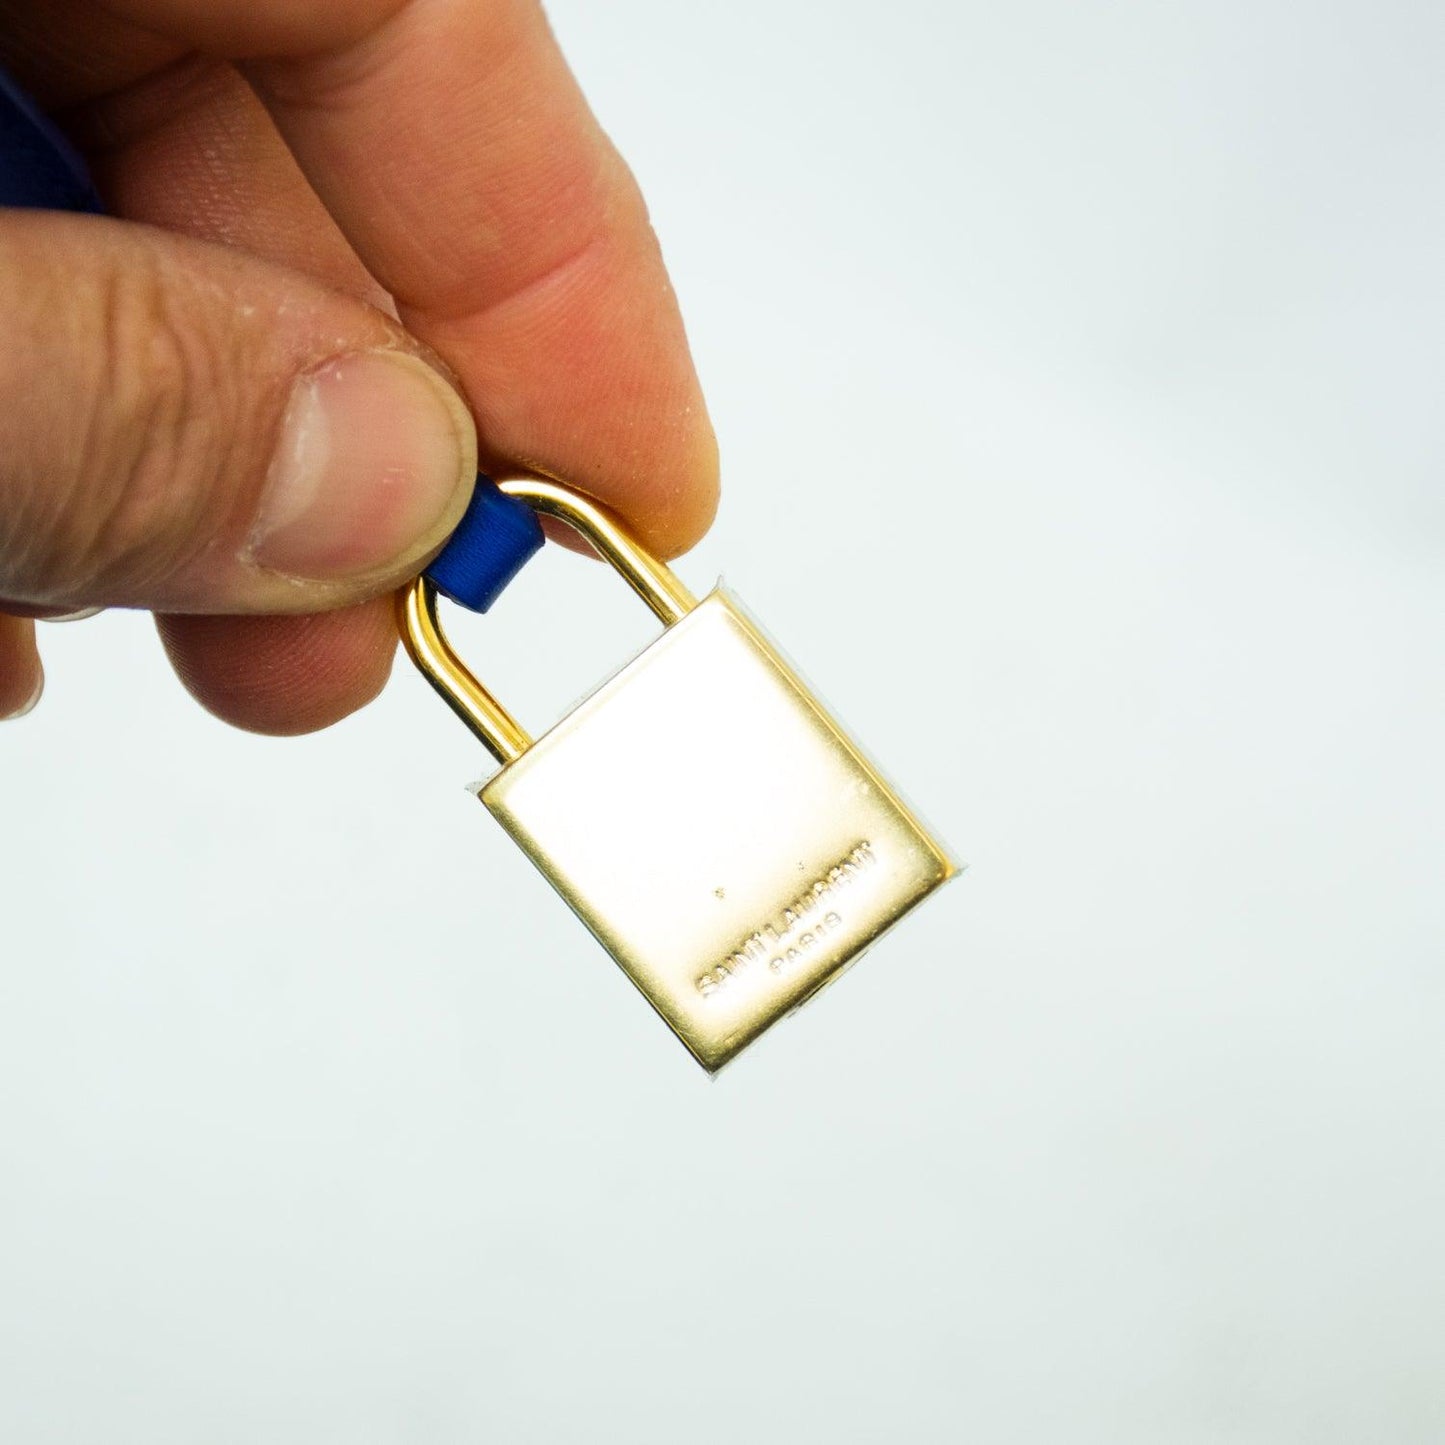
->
<box><xmin>424</xmin><ymin>475</ymin><xmax>544</xmax><ymax>612</ymax></box>
<box><xmin>0</xmin><ymin>59</ymin><xmax>542</xmax><ymax>612</ymax></box>
<box><xmin>0</xmin><ymin>65</ymin><xmax>102</xmax><ymax>213</ymax></box>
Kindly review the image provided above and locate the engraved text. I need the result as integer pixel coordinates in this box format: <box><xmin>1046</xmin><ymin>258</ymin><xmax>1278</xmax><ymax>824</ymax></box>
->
<box><xmin>696</xmin><ymin>841</ymin><xmax>877</xmax><ymax>997</ymax></box>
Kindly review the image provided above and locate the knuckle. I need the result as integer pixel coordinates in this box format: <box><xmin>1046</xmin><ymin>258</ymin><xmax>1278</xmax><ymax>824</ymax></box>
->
<box><xmin>60</xmin><ymin>258</ymin><xmax>243</xmax><ymax>600</ymax></box>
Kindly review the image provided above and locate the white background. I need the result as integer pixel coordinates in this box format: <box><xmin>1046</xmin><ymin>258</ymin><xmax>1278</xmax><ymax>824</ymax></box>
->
<box><xmin>3</xmin><ymin>1</ymin><xmax>1443</xmax><ymax>1440</ymax></box>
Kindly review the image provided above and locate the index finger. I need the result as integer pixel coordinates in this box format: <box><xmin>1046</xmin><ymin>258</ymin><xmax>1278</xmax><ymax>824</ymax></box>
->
<box><xmin>172</xmin><ymin>0</ymin><xmax>717</xmax><ymax>555</ymax></box>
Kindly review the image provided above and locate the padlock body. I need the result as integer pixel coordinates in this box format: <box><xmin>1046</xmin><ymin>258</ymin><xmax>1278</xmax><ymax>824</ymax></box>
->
<box><xmin>480</xmin><ymin>589</ymin><xmax>955</xmax><ymax>1071</ymax></box>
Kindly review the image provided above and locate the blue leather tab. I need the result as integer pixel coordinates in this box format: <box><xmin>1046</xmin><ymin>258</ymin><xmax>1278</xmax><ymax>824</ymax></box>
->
<box><xmin>0</xmin><ymin>65</ymin><xmax>103</xmax><ymax>213</ymax></box>
<box><xmin>425</xmin><ymin>475</ymin><xmax>544</xmax><ymax>612</ymax></box>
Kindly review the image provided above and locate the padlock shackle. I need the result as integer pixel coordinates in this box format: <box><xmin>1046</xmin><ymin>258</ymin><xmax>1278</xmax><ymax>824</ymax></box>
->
<box><xmin>500</xmin><ymin>477</ymin><xmax>695</xmax><ymax>625</ymax></box>
<box><xmin>398</xmin><ymin>476</ymin><xmax>699</xmax><ymax>765</ymax></box>
<box><xmin>399</xmin><ymin>579</ymin><xmax>533</xmax><ymax>762</ymax></box>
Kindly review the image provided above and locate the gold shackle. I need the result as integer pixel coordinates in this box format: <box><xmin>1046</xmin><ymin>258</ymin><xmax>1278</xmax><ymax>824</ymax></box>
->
<box><xmin>397</xmin><ymin>477</ymin><xmax>700</xmax><ymax>766</ymax></box>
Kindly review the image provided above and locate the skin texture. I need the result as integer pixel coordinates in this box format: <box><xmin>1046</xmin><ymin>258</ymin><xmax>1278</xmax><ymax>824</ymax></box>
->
<box><xmin>0</xmin><ymin>0</ymin><xmax>718</xmax><ymax>731</ymax></box>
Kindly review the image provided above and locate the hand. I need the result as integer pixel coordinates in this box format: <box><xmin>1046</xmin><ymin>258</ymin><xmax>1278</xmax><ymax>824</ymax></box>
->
<box><xmin>0</xmin><ymin>0</ymin><xmax>717</xmax><ymax>730</ymax></box>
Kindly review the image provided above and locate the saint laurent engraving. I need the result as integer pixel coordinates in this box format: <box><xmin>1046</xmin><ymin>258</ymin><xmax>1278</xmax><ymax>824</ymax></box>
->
<box><xmin>696</xmin><ymin>842</ymin><xmax>877</xmax><ymax>997</ymax></box>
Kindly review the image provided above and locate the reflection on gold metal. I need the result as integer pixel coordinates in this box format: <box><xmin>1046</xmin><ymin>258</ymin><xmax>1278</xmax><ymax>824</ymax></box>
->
<box><xmin>498</xmin><ymin>476</ymin><xmax>696</xmax><ymax>625</ymax></box>
<box><xmin>397</xmin><ymin>577</ymin><xmax>531</xmax><ymax>764</ymax></box>
<box><xmin>399</xmin><ymin>478</ymin><xmax>956</xmax><ymax>1072</ymax></box>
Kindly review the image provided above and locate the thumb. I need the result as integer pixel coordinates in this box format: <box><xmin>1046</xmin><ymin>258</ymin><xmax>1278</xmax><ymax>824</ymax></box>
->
<box><xmin>0</xmin><ymin>211</ymin><xmax>477</xmax><ymax>614</ymax></box>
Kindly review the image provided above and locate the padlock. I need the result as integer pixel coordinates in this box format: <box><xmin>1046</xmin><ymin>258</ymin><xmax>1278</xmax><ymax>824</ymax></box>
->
<box><xmin>399</xmin><ymin>477</ymin><xmax>957</xmax><ymax>1072</ymax></box>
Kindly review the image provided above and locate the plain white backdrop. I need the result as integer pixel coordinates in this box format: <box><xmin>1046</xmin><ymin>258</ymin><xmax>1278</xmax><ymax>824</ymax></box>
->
<box><xmin>2</xmin><ymin>1</ymin><xmax>1443</xmax><ymax>1440</ymax></box>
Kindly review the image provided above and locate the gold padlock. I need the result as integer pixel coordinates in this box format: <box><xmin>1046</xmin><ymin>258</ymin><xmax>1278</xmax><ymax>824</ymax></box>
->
<box><xmin>399</xmin><ymin>477</ymin><xmax>956</xmax><ymax>1072</ymax></box>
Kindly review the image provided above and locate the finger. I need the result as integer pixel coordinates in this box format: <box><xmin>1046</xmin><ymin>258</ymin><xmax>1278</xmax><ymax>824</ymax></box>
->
<box><xmin>0</xmin><ymin>612</ymin><xmax>42</xmax><ymax>719</ymax></box>
<box><xmin>157</xmin><ymin>599</ymin><xmax>395</xmax><ymax>735</ymax></box>
<box><xmin>79</xmin><ymin>60</ymin><xmax>400</xmax><ymax>733</ymax></box>
<box><xmin>0</xmin><ymin>0</ymin><xmax>182</xmax><ymax>108</ymax></box>
<box><xmin>0</xmin><ymin>26</ymin><xmax>424</xmax><ymax>733</ymax></box>
<box><xmin>0</xmin><ymin>602</ymin><xmax>100</xmax><ymax>620</ymax></box>
<box><xmin>109</xmin><ymin>0</ymin><xmax>718</xmax><ymax>555</ymax></box>
<box><xmin>0</xmin><ymin>209</ymin><xmax>477</xmax><ymax>615</ymax></box>
<box><xmin>6</xmin><ymin>0</ymin><xmax>718</xmax><ymax>555</ymax></box>
<box><xmin>246</xmin><ymin>1</ymin><xmax>718</xmax><ymax>555</ymax></box>
<box><xmin>76</xmin><ymin>57</ymin><xmax>390</xmax><ymax>308</ymax></box>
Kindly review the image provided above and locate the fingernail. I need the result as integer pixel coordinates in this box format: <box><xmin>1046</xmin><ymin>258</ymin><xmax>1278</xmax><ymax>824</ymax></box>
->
<box><xmin>252</xmin><ymin>351</ymin><xmax>477</xmax><ymax>580</ymax></box>
<box><xmin>41</xmin><ymin>606</ymin><xmax>103</xmax><ymax>624</ymax></box>
<box><xmin>3</xmin><ymin>669</ymin><xmax>43</xmax><ymax>721</ymax></box>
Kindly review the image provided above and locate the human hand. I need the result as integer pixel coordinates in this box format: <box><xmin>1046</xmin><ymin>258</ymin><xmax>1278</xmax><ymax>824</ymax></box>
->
<box><xmin>0</xmin><ymin>0</ymin><xmax>717</xmax><ymax>730</ymax></box>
